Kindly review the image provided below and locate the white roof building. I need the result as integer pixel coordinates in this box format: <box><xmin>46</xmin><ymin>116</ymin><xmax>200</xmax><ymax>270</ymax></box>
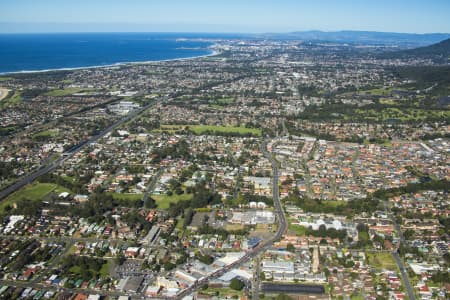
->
<box><xmin>218</xmin><ymin>269</ymin><xmax>253</xmax><ymax>281</ymax></box>
<box><xmin>262</xmin><ymin>261</ymin><xmax>295</xmax><ymax>274</ymax></box>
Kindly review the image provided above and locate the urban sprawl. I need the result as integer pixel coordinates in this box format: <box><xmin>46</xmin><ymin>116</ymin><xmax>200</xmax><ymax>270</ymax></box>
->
<box><xmin>0</xmin><ymin>39</ymin><xmax>448</xmax><ymax>300</ymax></box>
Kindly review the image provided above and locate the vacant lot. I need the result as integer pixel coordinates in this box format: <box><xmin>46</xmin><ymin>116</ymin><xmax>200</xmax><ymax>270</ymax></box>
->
<box><xmin>366</xmin><ymin>252</ymin><xmax>398</xmax><ymax>271</ymax></box>
<box><xmin>289</xmin><ymin>223</ymin><xmax>307</xmax><ymax>236</ymax></box>
<box><xmin>225</xmin><ymin>223</ymin><xmax>245</xmax><ymax>231</ymax></box>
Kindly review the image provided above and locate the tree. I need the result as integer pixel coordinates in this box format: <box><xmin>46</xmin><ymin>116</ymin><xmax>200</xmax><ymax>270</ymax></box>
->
<box><xmin>443</xmin><ymin>252</ymin><xmax>450</xmax><ymax>265</ymax></box>
<box><xmin>196</xmin><ymin>252</ymin><xmax>214</xmax><ymax>265</ymax></box>
<box><xmin>80</xmin><ymin>267</ymin><xmax>91</xmax><ymax>280</ymax></box>
<box><xmin>183</xmin><ymin>208</ymin><xmax>194</xmax><ymax>227</ymax></box>
<box><xmin>230</xmin><ymin>278</ymin><xmax>245</xmax><ymax>291</ymax></box>
<box><xmin>175</xmin><ymin>186</ymin><xmax>184</xmax><ymax>195</ymax></box>
<box><xmin>164</xmin><ymin>262</ymin><xmax>176</xmax><ymax>271</ymax></box>
<box><xmin>403</xmin><ymin>229</ymin><xmax>415</xmax><ymax>240</ymax></box>
<box><xmin>286</xmin><ymin>243</ymin><xmax>295</xmax><ymax>253</ymax></box>
<box><xmin>431</xmin><ymin>271</ymin><xmax>449</xmax><ymax>283</ymax></box>
<box><xmin>116</xmin><ymin>254</ymin><xmax>126</xmax><ymax>266</ymax></box>
<box><xmin>145</xmin><ymin>196</ymin><xmax>157</xmax><ymax>209</ymax></box>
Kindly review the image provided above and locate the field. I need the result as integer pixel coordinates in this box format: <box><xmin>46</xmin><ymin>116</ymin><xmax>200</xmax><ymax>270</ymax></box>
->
<box><xmin>109</xmin><ymin>193</ymin><xmax>143</xmax><ymax>208</ymax></box>
<box><xmin>366</xmin><ymin>252</ymin><xmax>398</xmax><ymax>271</ymax></box>
<box><xmin>209</xmin><ymin>97</ymin><xmax>235</xmax><ymax>108</ymax></box>
<box><xmin>288</xmin><ymin>223</ymin><xmax>307</xmax><ymax>236</ymax></box>
<box><xmin>190</xmin><ymin>124</ymin><xmax>259</xmax><ymax>135</ymax></box>
<box><xmin>32</xmin><ymin>129</ymin><xmax>59</xmax><ymax>140</ymax></box>
<box><xmin>44</xmin><ymin>88</ymin><xmax>85</xmax><ymax>96</ymax></box>
<box><xmin>154</xmin><ymin>124</ymin><xmax>262</xmax><ymax>136</ymax></box>
<box><xmin>292</xmin><ymin>198</ymin><xmax>346</xmax><ymax>213</ymax></box>
<box><xmin>0</xmin><ymin>183</ymin><xmax>71</xmax><ymax>213</ymax></box>
<box><xmin>189</xmin><ymin>125</ymin><xmax>262</xmax><ymax>136</ymax></box>
<box><xmin>152</xmin><ymin>193</ymin><xmax>193</xmax><ymax>209</ymax></box>
<box><xmin>68</xmin><ymin>259</ymin><xmax>110</xmax><ymax>278</ymax></box>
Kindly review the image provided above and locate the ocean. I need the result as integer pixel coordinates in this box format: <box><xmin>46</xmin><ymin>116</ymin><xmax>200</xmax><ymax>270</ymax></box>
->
<box><xmin>0</xmin><ymin>33</ymin><xmax>221</xmax><ymax>74</ymax></box>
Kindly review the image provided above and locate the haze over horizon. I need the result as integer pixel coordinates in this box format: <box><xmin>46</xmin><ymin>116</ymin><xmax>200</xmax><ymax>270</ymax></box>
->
<box><xmin>1</xmin><ymin>0</ymin><xmax>450</xmax><ymax>34</ymax></box>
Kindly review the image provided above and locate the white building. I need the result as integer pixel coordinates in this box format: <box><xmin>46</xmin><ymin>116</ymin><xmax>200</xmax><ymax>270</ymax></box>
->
<box><xmin>108</xmin><ymin>101</ymin><xmax>140</xmax><ymax>115</ymax></box>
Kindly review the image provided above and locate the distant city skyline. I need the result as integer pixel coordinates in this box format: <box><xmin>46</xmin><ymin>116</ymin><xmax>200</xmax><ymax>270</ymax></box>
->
<box><xmin>1</xmin><ymin>0</ymin><xmax>450</xmax><ymax>34</ymax></box>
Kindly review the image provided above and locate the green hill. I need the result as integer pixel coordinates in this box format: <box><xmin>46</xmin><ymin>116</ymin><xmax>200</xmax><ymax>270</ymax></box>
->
<box><xmin>381</xmin><ymin>38</ymin><xmax>450</xmax><ymax>62</ymax></box>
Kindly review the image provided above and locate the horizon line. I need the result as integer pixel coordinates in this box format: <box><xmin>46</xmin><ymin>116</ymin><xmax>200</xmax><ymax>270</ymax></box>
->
<box><xmin>0</xmin><ymin>24</ymin><xmax>450</xmax><ymax>36</ymax></box>
<box><xmin>1</xmin><ymin>30</ymin><xmax>450</xmax><ymax>35</ymax></box>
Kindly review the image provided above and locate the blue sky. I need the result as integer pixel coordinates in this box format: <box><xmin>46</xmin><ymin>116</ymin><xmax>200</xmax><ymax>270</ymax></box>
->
<box><xmin>1</xmin><ymin>0</ymin><xmax>450</xmax><ymax>33</ymax></box>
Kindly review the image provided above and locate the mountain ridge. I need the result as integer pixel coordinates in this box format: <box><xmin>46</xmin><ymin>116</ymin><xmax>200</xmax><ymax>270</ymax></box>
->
<box><xmin>258</xmin><ymin>30</ymin><xmax>450</xmax><ymax>47</ymax></box>
<box><xmin>381</xmin><ymin>38</ymin><xmax>450</xmax><ymax>61</ymax></box>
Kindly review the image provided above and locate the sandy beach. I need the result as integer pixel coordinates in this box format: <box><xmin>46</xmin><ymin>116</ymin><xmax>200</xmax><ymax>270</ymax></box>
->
<box><xmin>0</xmin><ymin>88</ymin><xmax>10</xmax><ymax>101</ymax></box>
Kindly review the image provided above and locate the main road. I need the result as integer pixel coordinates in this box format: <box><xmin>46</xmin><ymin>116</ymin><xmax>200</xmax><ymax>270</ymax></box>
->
<box><xmin>384</xmin><ymin>201</ymin><xmax>417</xmax><ymax>300</ymax></box>
<box><xmin>172</xmin><ymin>139</ymin><xmax>287</xmax><ymax>300</ymax></box>
<box><xmin>0</xmin><ymin>102</ymin><xmax>155</xmax><ymax>201</ymax></box>
<box><xmin>142</xmin><ymin>167</ymin><xmax>165</xmax><ymax>208</ymax></box>
<box><xmin>252</xmin><ymin>255</ymin><xmax>261</xmax><ymax>300</ymax></box>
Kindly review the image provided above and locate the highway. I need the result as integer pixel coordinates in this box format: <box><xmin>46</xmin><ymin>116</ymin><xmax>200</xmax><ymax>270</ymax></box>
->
<box><xmin>0</xmin><ymin>102</ymin><xmax>155</xmax><ymax>201</ymax></box>
<box><xmin>172</xmin><ymin>139</ymin><xmax>288</xmax><ymax>300</ymax></box>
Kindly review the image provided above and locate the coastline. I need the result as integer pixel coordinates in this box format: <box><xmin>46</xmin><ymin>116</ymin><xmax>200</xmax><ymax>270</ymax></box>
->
<box><xmin>0</xmin><ymin>48</ymin><xmax>220</xmax><ymax>76</ymax></box>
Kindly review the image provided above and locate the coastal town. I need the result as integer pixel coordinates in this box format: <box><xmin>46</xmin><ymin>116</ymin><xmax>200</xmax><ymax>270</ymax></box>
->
<box><xmin>0</xmin><ymin>37</ymin><xmax>448</xmax><ymax>300</ymax></box>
